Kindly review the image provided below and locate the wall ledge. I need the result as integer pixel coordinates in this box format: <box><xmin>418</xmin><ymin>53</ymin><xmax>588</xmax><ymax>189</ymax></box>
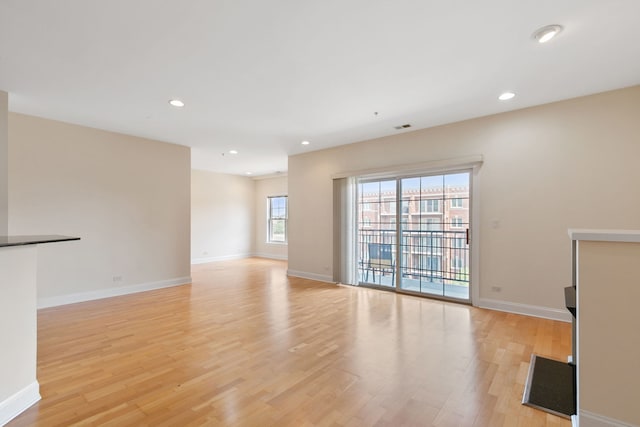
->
<box><xmin>37</xmin><ymin>276</ymin><xmax>192</xmax><ymax>309</ymax></box>
<box><xmin>0</xmin><ymin>381</ymin><xmax>40</xmax><ymax>426</ymax></box>
<box><xmin>476</xmin><ymin>298</ymin><xmax>572</xmax><ymax>322</ymax></box>
<box><xmin>286</xmin><ymin>269</ymin><xmax>333</xmax><ymax>283</ymax></box>
<box><xmin>579</xmin><ymin>410</ymin><xmax>637</xmax><ymax>427</ymax></box>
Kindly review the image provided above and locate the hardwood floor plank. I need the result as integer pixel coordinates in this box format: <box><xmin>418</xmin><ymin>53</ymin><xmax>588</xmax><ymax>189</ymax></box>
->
<box><xmin>8</xmin><ymin>258</ymin><xmax>571</xmax><ymax>426</ymax></box>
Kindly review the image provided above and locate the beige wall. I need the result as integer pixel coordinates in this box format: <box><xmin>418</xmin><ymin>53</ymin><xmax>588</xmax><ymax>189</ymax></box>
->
<box><xmin>191</xmin><ymin>169</ymin><xmax>254</xmax><ymax>263</ymax></box>
<box><xmin>577</xmin><ymin>240</ymin><xmax>640</xmax><ymax>426</ymax></box>
<box><xmin>288</xmin><ymin>86</ymin><xmax>640</xmax><ymax>315</ymax></box>
<box><xmin>0</xmin><ymin>90</ymin><xmax>7</xmax><ymax>234</ymax></box>
<box><xmin>254</xmin><ymin>175</ymin><xmax>288</xmax><ymax>260</ymax></box>
<box><xmin>8</xmin><ymin>113</ymin><xmax>191</xmax><ymax>307</ymax></box>
<box><xmin>0</xmin><ymin>246</ymin><xmax>38</xmax><ymax>422</ymax></box>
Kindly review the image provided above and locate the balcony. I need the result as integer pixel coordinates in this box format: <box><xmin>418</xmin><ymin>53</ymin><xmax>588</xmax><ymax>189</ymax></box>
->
<box><xmin>358</xmin><ymin>228</ymin><xmax>469</xmax><ymax>300</ymax></box>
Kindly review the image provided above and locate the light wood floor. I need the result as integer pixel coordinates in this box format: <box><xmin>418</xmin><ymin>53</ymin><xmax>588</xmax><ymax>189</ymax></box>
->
<box><xmin>10</xmin><ymin>258</ymin><xmax>571</xmax><ymax>426</ymax></box>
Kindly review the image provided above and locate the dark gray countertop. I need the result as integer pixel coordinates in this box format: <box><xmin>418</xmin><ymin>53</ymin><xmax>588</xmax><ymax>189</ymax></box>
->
<box><xmin>0</xmin><ymin>235</ymin><xmax>80</xmax><ymax>248</ymax></box>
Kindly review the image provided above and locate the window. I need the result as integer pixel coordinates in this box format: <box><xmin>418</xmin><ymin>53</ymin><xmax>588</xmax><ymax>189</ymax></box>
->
<box><xmin>451</xmin><ymin>216</ymin><xmax>463</xmax><ymax>228</ymax></box>
<box><xmin>452</xmin><ymin>237</ymin><xmax>466</xmax><ymax>249</ymax></box>
<box><xmin>451</xmin><ymin>257</ymin><xmax>464</xmax><ymax>270</ymax></box>
<box><xmin>421</xmin><ymin>218</ymin><xmax>442</xmax><ymax>231</ymax></box>
<box><xmin>421</xmin><ymin>199</ymin><xmax>440</xmax><ymax>213</ymax></box>
<box><xmin>385</xmin><ymin>200</ymin><xmax>396</xmax><ymax>214</ymax></box>
<box><xmin>450</xmin><ymin>198</ymin><xmax>463</xmax><ymax>208</ymax></box>
<box><xmin>426</xmin><ymin>256</ymin><xmax>441</xmax><ymax>272</ymax></box>
<box><xmin>268</xmin><ymin>196</ymin><xmax>287</xmax><ymax>243</ymax></box>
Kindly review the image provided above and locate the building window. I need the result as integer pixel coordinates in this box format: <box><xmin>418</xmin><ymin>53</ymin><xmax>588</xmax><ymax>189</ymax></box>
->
<box><xmin>451</xmin><ymin>216</ymin><xmax>463</xmax><ymax>228</ymax></box>
<box><xmin>268</xmin><ymin>196</ymin><xmax>287</xmax><ymax>243</ymax></box>
<box><xmin>450</xmin><ymin>198</ymin><xmax>463</xmax><ymax>208</ymax></box>
<box><xmin>421</xmin><ymin>199</ymin><xmax>440</xmax><ymax>213</ymax></box>
<box><xmin>421</xmin><ymin>218</ymin><xmax>442</xmax><ymax>231</ymax></box>
<box><xmin>452</xmin><ymin>237</ymin><xmax>466</xmax><ymax>249</ymax></box>
<box><xmin>385</xmin><ymin>200</ymin><xmax>396</xmax><ymax>214</ymax></box>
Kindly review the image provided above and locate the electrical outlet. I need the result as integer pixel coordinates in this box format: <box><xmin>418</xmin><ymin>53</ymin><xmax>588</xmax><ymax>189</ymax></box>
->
<box><xmin>113</xmin><ymin>275</ymin><xmax>123</xmax><ymax>282</ymax></box>
<box><xmin>491</xmin><ymin>286</ymin><xmax>502</xmax><ymax>292</ymax></box>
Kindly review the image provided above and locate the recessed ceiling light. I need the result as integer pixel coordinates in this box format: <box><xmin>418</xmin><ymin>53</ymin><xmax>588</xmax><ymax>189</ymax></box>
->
<box><xmin>246</xmin><ymin>172</ymin><xmax>252</xmax><ymax>175</ymax></box>
<box><xmin>533</xmin><ymin>25</ymin><xmax>563</xmax><ymax>43</ymax></box>
<box><xmin>168</xmin><ymin>99</ymin><xmax>185</xmax><ymax>108</ymax></box>
<box><xmin>301</xmin><ymin>140</ymin><xmax>310</xmax><ymax>145</ymax></box>
<box><xmin>229</xmin><ymin>150</ymin><xmax>238</xmax><ymax>154</ymax></box>
<box><xmin>498</xmin><ymin>92</ymin><xmax>516</xmax><ymax>101</ymax></box>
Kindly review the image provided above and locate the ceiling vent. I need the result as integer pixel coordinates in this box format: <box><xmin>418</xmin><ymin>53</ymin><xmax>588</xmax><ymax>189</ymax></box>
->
<box><xmin>394</xmin><ymin>123</ymin><xmax>412</xmax><ymax>130</ymax></box>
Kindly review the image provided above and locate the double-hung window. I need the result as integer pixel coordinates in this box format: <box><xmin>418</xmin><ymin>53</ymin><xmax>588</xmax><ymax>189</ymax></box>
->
<box><xmin>268</xmin><ymin>196</ymin><xmax>288</xmax><ymax>243</ymax></box>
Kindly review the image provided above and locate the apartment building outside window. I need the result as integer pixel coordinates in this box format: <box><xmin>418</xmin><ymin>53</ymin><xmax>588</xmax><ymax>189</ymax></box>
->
<box><xmin>421</xmin><ymin>199</ymin><xmax>441</xmax><ymax>213</ymax></box>
<box><xmin>268</xmin><ymin>196</ymin><xmax>287</xmax><ymax>243</ymax></box>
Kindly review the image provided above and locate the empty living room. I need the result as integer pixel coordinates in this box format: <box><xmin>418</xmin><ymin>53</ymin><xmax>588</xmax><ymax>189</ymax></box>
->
<box><xmin>1</xmin><ymin>1</ymin><xmax>640</xmax><ymax>426</ymax></box>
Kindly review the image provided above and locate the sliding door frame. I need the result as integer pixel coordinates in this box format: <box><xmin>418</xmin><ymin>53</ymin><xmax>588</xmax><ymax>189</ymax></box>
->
<box><xmin>356</xmin><ymin>166</ymin><xmax>480</xmax><ymax>305</ymax></box>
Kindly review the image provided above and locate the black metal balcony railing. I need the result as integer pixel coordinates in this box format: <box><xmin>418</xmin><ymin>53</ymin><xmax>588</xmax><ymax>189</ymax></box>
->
<box><xmin>358</xmin><ymin>228</ymin><xmax>469</xmax><ymax>285</ymax></box>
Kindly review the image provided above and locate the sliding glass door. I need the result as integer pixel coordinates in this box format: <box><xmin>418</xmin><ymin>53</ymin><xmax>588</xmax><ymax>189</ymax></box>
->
<box><xmin>357</xmin><ymin>180</ymin><xmax>397</xmax><ymax>288</ymax></box>
<box><xmin>357</xmin><ymin>171</ymin><xmax>471</xmax><ymax>302</ymax></box>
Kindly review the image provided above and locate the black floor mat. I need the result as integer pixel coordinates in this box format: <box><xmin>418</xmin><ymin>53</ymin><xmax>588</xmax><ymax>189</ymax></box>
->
<box><xmin>522</xmin><ymin>354</ymin><xmax>576</xmax><ymax>418</ymax></box>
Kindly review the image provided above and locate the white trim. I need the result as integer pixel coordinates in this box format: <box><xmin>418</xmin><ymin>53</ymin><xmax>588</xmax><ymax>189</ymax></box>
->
<box><xmin>37</xmin><ymin>277</ymin><xmax>192</xmax><ymax>309</ymax></box>
<box><xmin>568</xmin><ymin>228</ymin><xmax>640</xmax><ymax>243</ymax></box>
<box><xmin>286</xmin><ymin>269</ymin><xmax>334</xmax><ymax>283</ymax></box>
<box><xmin>470</xmin><ymin>164</ymin><xmax>481</xmax><ymax>305</ymax></box>
<box><xmin>0</xmin><ymin>381</ymin><xmax>40</xmax><ymax>426</ymax></box>
<box><xmin>254</xmin><ymin>252</ymin><xmax>288</xmax><ymax>261</ymax></box>
<box><xmin>579</xmin><ymin>410</ymin><xmax>637</xmax><ymax>427</ymax></box>
<box><xmin>331</xmin><ymin>155</ymin><xmax>483</xmax><ymax>180</ymax></box>
<box><xmin>477</xmin><ymin>298</ymin><xmax>572</xmax><ymax>322</ymax></box>
<box><xmin>191</xmin><ymin>253</ymin><xmax>252</xmax><ymax>264</ymax></box>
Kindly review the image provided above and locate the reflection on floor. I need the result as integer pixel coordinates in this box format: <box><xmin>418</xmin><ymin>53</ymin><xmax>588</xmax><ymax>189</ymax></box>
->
<box><xmin>358</xmin><ymin>270</ymin><xmax>469</xmax><ymax>300</ymax></box>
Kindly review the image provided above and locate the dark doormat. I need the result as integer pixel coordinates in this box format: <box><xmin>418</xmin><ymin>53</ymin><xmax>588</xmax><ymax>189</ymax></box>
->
<box><xmin>522</xmin><ymin>354</ymin><xmax>576</xmax><ymax>419</ymax></box>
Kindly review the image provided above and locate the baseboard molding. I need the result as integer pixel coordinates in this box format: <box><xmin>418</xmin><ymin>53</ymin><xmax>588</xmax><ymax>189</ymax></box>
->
<box><xmin>286</xmin><ymin>269</ymin><xmax>334</xmax><ymax>283</ymax></box>
<box><xmin>191</xmin><ymin>253</ymin><xmax>251</xmax><ymax>264</ymax></box>
<box><xmin>0</xmin><ymin>381</ymin><xmax>40</xmax><ymax>426</ymax></box>
<box><xmin>253</xmin><ymin>252</ymin><xmax>288</xmax><ymax>261</ymax></box>
<box><xmin>579</xmin><ymin>410</ymin><xmax>637</xmax><ymax>427</ymax></box>
<box><xmin>477</xmin><ymin>298</ymin><xmax>572</xmax><ymax>322</ymax></box>
<box><xmin>37</xmin><ymin>276</ymin><xmax>192</xmax><ymax>309</ymax></box>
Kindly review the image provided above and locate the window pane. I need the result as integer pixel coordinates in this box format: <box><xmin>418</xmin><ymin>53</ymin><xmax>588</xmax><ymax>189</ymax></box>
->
<box><xmin>268</xmin><ymin>196</ymin><xmax>288</xmax><ymax>243</ymax></box>
<box><xmin>270</xmin><ymin>219</ymin><xmax>286</xmax><ymax>242</ymax></box>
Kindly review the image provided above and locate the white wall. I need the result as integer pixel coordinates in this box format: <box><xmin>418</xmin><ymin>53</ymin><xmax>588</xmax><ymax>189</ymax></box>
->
<box><xmin>254</xmin><ymin>175</ymin><xmax>288</xmax><ymax>260</ymax></box>
<box><xmin>288</xmin><ymin>86</ymin><xmax>640</xmax><ymax>318</ymax></box>
<box><xmin>191</xmin><ymin>169</ymin><xmax>254</xmax><ymax>263</ymax></box>
<box><xmin>0</xmin><ymin>90</ymin><xmax>7</xmax><ymax>234</ymax></box>
<box><xmin>8</xmin><ymin>113</ymin><xmax>192</xmax><ymax>307</ymax></box>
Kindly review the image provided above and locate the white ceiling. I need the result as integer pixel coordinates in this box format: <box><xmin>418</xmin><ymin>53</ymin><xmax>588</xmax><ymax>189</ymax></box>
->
<box><xmin>1</xmin><ymin>1</ymin><xmax>639</xmax><ymax>176</ymax></box>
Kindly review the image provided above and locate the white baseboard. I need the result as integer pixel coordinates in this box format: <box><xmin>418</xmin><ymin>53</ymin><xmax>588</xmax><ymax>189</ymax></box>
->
<box><xmin>253</xmin><ymin>252</ymin><xmax>288</xmax><ymax>261</ymax></box>
<box><xmin>579</xmin><ymin>410</ymin><xmax>637</xmax><ymax>427</ymax></box>
<box><xmin>0</xmin><ymin>381</ymin><xmax>40</xmax><ymax>426</ymax></box>
<box><xmin>286</xmin><ymin>269</ymin><xmax>334</xmax><ymax>283</ymax></box>
<box><xmin>37</xmin><ymin>276</ymin><xmax>192</xmax><ymax>309</ymax></box>
<box><xmin>477</xmin><ymin>298</ymin><xmax>572</xmax><ymax>322</ymax></box>
<box><xmin>191</xmin><ymin>253</ymin><xmax>251</xmax><ymax>264</ymax></box>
